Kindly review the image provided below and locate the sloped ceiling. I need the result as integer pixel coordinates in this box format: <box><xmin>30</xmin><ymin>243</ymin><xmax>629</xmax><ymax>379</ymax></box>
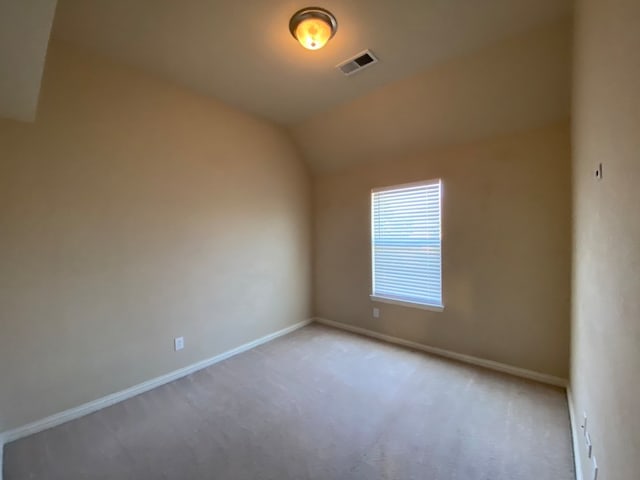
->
<box><xmin>291</xmin><ymin>19</ymin><xmax>572</xmax><ymax>172</ymax></box>
<box><xmin>52</xmin><ymin>0</ymin><xmax>572</xmax><ymax>125</ymax></box>
<box><xmin>0</xmin><ymin>0</ymin><xmax>58</xmax><ymax>121</ymax></box>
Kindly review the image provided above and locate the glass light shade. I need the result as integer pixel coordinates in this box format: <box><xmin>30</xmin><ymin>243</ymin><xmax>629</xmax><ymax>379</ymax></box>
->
<box><xmin>295</xmin><ymin>17</ymin><xmax>332</xmax><ymax>50</ymax></box>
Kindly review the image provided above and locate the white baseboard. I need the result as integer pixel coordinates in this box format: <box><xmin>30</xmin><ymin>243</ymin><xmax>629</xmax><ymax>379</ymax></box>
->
<box><xmin>314</xmin><ymin>317</ymin><xmax>568</xmax><ymax>388</ymax></box>
<box><xmin>567</xmin><ymin>387</ymin><xmax>583</xmax><ymax>480</ymax></box>
<box><xmin>0</xmin><ymin>319</ymin><xmax>312</xmax><ymax>447</ymax></box>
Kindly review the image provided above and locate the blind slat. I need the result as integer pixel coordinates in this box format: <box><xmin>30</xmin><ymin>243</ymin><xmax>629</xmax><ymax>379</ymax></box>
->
<box><xmin>372</xmin><ymin>180</ymin><xmax>442</xmax><ymax>307</ymax></box>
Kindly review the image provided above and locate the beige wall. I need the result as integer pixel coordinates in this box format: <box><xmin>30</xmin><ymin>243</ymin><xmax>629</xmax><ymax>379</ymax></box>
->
<box><xmin>0</xmin><ymin>43</ymin><xmax>312</xmax><ymax>432</ymax></box>
<box><xmin>571</xmin><ymin>0</ymin><xmax>640</xmax><ymax>479</ymax></box>
<box><xmin>314</xmin><ymin>123</ymin><xmax>571</xmax><ymax>378</ymax></box>
<box><xmin>291</xmin><ymin>19</ymin><xmax>571</xmax><ymax>172</ymax></box>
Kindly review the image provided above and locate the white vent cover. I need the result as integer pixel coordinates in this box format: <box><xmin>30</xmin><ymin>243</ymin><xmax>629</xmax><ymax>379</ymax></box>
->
<box><xmin>337</xmin><ymin>50</ymin><xmax>379</xmax><ymax>76</ymax></box>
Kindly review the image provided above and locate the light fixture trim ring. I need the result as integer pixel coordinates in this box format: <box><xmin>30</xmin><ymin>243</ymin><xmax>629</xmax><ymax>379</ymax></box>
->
<box><xmin>289</xmin><ymin>6</ymin><xmax>338</xmax><ymax>40</ymax></box>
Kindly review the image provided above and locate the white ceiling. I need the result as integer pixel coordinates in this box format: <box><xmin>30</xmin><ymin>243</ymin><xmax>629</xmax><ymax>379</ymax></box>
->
<box><xmin>51</xmin><ymin>0</ymin><xmax>572</xmax><ymax>125</ymax></box>
<box><xmin>0</xmin><ymin>0</ymin><xmax>57</xmax><ymax>121</ymax></box>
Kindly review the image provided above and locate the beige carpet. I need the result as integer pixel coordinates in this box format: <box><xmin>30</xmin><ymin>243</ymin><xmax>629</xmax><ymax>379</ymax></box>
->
<box><xmin>4</xmin><ymin>323</ymin><xmax>574</xmax><ymax>479</ymax></box>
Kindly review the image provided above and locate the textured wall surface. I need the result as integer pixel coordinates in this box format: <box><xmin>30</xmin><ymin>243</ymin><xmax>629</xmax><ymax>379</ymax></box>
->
<box><xmin>0</xmin><ymin>43</ymin><xmax>312</xmax><ymax>431</ymax></box>
<box><xmin>571</xmin><ymin>0</ymin><xmax>640</xmax><ymax>479</ymax></box>
<box><xmin>314</xmin><ymin>123</ymin><xmax>571</xmax><ymax>378</ymax></box>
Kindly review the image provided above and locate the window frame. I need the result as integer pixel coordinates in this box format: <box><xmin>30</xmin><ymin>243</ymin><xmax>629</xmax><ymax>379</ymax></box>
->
<box><xmin>370</xmin><ymin>179</ymin><xmax>444</xmax><ymax>312</ymax></box>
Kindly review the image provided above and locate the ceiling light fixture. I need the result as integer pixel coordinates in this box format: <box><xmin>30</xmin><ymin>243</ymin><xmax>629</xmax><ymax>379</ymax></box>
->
<box><xmin>289</xmin><ymin>7</ymin><xmax>338</xmax><ymax>50</ymax></box>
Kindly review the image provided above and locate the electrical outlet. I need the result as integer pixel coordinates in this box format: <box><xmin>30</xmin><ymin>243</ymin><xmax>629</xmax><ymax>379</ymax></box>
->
<box><xmin>174</xmin><ymin>336</ymin><xmax>184</xmax><ymax>351</ymax></box>
<box><xmin>373</xmin><ymin>307</ymin><xmax>380</xmax><ymax>318</ymax></box>
<box><xmin>592</xmin><ymin>456</ymin><xmax>598</xmax><ymax>480</ymax></box>
<box><xmin>585</xmin><ymin>432</ymin><xmax>592</xmax><ymax>458</ymax></box>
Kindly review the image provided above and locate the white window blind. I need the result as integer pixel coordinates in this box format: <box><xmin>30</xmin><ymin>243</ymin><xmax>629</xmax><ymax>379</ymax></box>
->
<box><xmin>371</xmin><ymin>179</ymin><xmax>443</xmax><ymax>309</ymax></box>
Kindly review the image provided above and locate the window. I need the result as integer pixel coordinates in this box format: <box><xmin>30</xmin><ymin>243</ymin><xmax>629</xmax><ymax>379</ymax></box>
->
<box><xmin>371</xmin><ymin>179</ymin><xmax>443</xmax><ymax>310</ymax></box>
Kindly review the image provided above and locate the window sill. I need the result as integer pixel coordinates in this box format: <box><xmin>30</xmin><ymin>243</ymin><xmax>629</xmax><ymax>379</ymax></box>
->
<box><xmin>370</xmin><ymin>295</ymin><xmax>444</xmax><ymax>312</ymax></box>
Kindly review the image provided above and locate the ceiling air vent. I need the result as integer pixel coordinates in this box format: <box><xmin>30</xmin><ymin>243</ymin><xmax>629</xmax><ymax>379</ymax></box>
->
<box><xmin>337</xmin><ymin>50</ymin><xmax>379</xmax><ymax>76</ymax></box>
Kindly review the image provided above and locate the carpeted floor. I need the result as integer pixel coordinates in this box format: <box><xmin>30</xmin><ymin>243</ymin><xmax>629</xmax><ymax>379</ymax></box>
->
<box><xmin>3</xmin><ymin>323</ymin><xmax>575</xmax><ymax>479</ymax></box>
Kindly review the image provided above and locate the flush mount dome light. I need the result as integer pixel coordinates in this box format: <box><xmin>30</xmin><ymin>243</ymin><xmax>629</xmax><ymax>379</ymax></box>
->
<box><xmin>289</xmin><ymin>7</ymin><xmax>338</xmax><ymax>50</ymax></box>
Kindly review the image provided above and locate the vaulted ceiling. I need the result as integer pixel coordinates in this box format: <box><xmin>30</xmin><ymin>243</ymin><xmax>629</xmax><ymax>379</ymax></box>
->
<box><xmin>2</xmin><ymin>0</ymin><xmax>573</xmax><ymax>172</ymax></box>
<box><xmin>50</xmin><ymin>0</ymin><xmax>572</xmax><ymax>125</ymax></box>
<box><xmin>292</xmin><ymin>19</ymin><xmax>572</xmax><ymax>171</ymax></box>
